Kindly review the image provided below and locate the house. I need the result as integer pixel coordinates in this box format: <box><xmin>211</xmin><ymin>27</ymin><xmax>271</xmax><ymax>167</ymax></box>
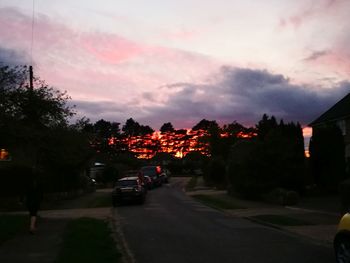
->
<box><xmin>309</xmin><ymin>93</ymin><xmax>350</xmax><ymax>160</ymax></box>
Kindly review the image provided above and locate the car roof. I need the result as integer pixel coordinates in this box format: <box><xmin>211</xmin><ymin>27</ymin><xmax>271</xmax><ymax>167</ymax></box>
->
<box><xmin>118</xmin><ymin>176</ymin><xmax>139</xmax><ymax>181</ymax></box>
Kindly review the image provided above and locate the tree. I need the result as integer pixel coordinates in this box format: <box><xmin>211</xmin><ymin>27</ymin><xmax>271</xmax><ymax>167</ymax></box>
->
<box><xmin>223</xmin><ymin>121</ymin><xmax>248</xmax><ymax>137</ymax></box>
<box><xmin>139</xmin><ymin>125</ymin><xmax>154</xmax><ymax>136</ymax></box>
<box><xmin>122</xmin><ymin>118</ymin><xmax>140</xmax><ymax>136</ymax></box>
<box><xmin>309</xmin><ymin>124</ymin><xmax>346</xmax><ymax>192</ymax></box>
<box><xmin>94</xmin><ymin>119</ymin><xmax>112</xmax><ymax>139</ymax></box>
<box><xmin>0</xmin><ymin>64</ymin><xmax>74</xmax><ymax>161</ymax></box>
<box><xmin>0</xmin><ymin>63</ymin><xmax>91</xmax><ymax>194</ymax></box>
<box><xmin>192</xmin><ymin>119</ymin><xmax>219</xmax><ymax>131</ymax></box>
<box><xmin>227</xmin><ymin>115</ymin><xmax>306</xmax><ymax>198</ymax></box>
<box><xmin>160</xmin><ymin>122</ymin><xmax>175</xmax><ymax>133</ymax></box>
<box><xmin>256</xmin><ymin>114</ymin><xmax>277</xmax><ymax>140</ymax></box>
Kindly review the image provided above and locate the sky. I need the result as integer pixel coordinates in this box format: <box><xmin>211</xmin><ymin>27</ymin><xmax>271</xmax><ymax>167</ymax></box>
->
<box><xmin>0</xmin><ymin>0</ymin><xmax>349</xmax><ymax>131</ymax></box>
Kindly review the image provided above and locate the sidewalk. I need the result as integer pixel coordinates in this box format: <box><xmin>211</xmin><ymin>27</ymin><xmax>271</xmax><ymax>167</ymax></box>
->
<box><xmin>0</xmin><ymin>190</ymin><xmax>113</xmax><ymax>263</ymax></box>
<box><xmin>186</xmin><ymin>178</ymin><xmax>341</xmax><ymax>246</ymax></box>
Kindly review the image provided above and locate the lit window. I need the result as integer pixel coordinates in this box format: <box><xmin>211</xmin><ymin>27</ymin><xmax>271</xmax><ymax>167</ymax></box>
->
<box><xmin>0</xmin><ymin>149</ymin><xmax>11</xmax><ymax>161</ymax></box>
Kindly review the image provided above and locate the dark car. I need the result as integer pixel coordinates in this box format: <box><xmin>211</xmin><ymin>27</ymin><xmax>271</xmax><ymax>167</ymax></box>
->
<box><xmin>143</xmin><ymin>175</ymin><xmax>154</xmax><ymax>190</ymax></box>
<box><xmin>139</xmin><ymin>166</ymin><xmax>164</xmax><ymax>187</ymax></box>
<box><xmin>112</xmin><ymin>177</ymin><xmax>146</xmax><ymax>206</ymax></box>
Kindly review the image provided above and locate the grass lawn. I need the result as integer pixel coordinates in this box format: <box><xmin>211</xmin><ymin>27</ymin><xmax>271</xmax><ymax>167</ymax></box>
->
<box><xmin>56</xmin><ymin>217</ymin><xmax>122</xmax><ymax>263</ymax></box>
<box><xmin>86</xmin><ymin>193</ymin><xmax>111</xmax><ymax>208</ymax></box>
<box><xmin>0</xmin><ymin>214</ymin><xmax>28</xmax><ymax>245</ymax></box>
<box><xmin>47</xmin><ymin>191</ymin><xmax>113</xmax><ymax>210</ymax></box>
<box><xmin>192</xmin><ymin>194</ymin><xmax>245</xmax><ymax>210</ymax></box>
<box><xmin>250</xmin><ymin>214</ymin><xmax>314</xmax><ymax>226</ymax></box>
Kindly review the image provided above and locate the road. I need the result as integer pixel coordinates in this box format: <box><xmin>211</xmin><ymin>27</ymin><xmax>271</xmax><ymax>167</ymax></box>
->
<box><xmin>113</xmin><ymin>178</ymin><xmax>334</xmax><ymax>263</ymax></box>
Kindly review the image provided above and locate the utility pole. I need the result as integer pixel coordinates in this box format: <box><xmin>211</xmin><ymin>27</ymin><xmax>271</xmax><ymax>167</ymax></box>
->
<box><xmin>29</xmin><ymin>65</ymin><xmax>34</xmax><ymax>91</ymax></box>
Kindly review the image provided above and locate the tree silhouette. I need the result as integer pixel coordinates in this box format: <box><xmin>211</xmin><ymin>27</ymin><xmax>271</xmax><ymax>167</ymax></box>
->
<box><xmin>139</xmin><ymin>125</ymin><xmax>154</xmax><ymax>136</ymax></box>
<box><xmin>0</xmin><ymin>64</ymin><xmax>91</xmax><ymax>194</ymax></box>
<box><xmin>160</xmin><ymin>122</ymin><xmax>175</xmax><ymax>133</ymax></box>
<box><xmin>192</xmin><ymin>119</ymin><xmax>219</xmax><ymax>131</ymax></box>
<box><xmin>122</xmin><ymin>118</ymin><xmax>140</xmax><ymax>136</ymax></box>
<box><xmin>309</xmin><ymin>124</ymin><xmax>346</xmax><ymax>192</ymax></box>
<box><xmin>228</xmin><ymin>114</ymin><xmax>306</xmax><ymax>198</ymax></box>
<box><xmin>256</xmin><ymin>114</ymin><xmax>277</xmax><ymax>140</ymax></box>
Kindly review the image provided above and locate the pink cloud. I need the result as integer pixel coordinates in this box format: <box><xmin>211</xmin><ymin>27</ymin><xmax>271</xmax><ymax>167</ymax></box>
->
<box><xmin>80</xmin><ymin>33</ymin><xmax>148</xmax><ymax>63</ymax></box>
<box><xmin>279</xmin><ymin>0</ymin><xmax>346</xmax><ymax>29</ymax></box>
<box><xmin>303</xmin><ymin>34</ymin><xmax>350</xmax><ymax>78</ymax></box>
<box><xmin>161</xmin><ymin>29</ymin><xmax>199</xmax><ymax>41</ymax></box>
<box><xmin>0</xmin><ymin>7</ymin><xmax>149</xmax><ymax>64</ymax></box>
<box><xmin>0</xmin><ymin>6</ymin><xmax>220</xmax><ymax>106</ymax></box>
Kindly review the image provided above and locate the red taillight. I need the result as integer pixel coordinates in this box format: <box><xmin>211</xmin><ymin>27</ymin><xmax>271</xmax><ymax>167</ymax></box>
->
<box><xmin>156</xmin><ymin>166</ymin><xmax>161</xmax><ymax>174</ymax></box>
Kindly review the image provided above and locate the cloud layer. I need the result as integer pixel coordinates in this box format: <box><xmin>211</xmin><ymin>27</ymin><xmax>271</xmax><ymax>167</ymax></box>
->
<box><xmin>70</xmin><ymin>67</ymin><xmax>350</xmax><ymax>129</ymax></box>
<box><xmin>0</xmin><ymin>5</ymin><xmax>349</xmax><ymax>130</ymax></box>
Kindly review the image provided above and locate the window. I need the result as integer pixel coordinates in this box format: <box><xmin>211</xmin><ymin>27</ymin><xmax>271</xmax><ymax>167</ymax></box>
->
<box><xmin>337</xmin><ymin>120</ymin><xmax>346</xmax><ymax>136</ymax></box>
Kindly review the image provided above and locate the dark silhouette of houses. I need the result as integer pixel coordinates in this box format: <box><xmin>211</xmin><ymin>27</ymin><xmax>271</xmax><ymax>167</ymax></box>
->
<box><xmin>309</xmin><ymin>93</ymin><xmax>350</xmax><ymax>160</ymax></box>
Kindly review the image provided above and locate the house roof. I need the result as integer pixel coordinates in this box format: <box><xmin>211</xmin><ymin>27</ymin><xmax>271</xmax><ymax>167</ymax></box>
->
<box><xmin>309</xmin><ymin>93</ymin><xmax>350</xmax><ymax>126</ymax></box>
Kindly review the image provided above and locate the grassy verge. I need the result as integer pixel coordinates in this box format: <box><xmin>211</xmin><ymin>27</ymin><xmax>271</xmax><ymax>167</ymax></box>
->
<box><xmin>185</xmin><ymin>176</ymin><xmax>198</xmax><ymax>191</ymax></box>
<box><xmin>86</xmin><ymin>193</ymin><xmax>111</xmax><ymax>208</ymax></box>
<box><xmin>56</xmin><ymin>217</ymin><xmax>122</xmax><ymax>263</ymax></box>
<box><xmin>192</xmin><ymin>194</ymin><xmax>245</xmax><ymax>210</ymax></box>
<box><xmin>250</xmin><ymin>214</ymin><xmax>314</xmax><ymax>226</ymax></box>
<box><xmin>0</xmin><ymin>215</ymin><xmax>28</xmax><ymax>245</ymax></box>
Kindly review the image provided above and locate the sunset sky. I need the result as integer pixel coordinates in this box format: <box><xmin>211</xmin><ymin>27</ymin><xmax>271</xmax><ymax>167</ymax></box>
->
<box><xmin>0</xmin><ymin>0</ymin><xmax>349</xmax><ymax>130</ymax></box>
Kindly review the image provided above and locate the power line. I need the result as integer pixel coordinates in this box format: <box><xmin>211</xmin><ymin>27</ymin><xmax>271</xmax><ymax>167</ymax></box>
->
<box><xmin>30</xmin><ymin>0</ymin><xmax>35</xmax><ymax>67</ymax></box>
<box><xmin>30</xmin><ymin>0</ymin><xmax>35</xmax><ymax>90</ymax></box>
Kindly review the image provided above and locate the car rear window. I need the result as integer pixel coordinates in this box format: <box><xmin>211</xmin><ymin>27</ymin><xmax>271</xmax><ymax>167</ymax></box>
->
<box><xmin>117</xmin><ymin>180</ymin><xmax>138</xmax><ymax>187</ymax></box>
<box><xmin>140</xmin><ymin>167</ymin><xmax>156</xmax><ymax>176</ymax></box>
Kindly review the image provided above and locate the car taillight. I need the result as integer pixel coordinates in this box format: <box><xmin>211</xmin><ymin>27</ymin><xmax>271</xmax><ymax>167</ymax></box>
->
<box><xmin>156</xmin><ymin>166</ymin><xmax>161</xmax><ymax>175</ymax></box>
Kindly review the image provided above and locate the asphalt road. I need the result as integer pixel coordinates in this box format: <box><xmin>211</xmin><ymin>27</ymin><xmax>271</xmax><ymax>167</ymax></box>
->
<box><xmin>113</xmin><ymin>178</ymin><xmax>335</xmax><ymax>263</ymax></box>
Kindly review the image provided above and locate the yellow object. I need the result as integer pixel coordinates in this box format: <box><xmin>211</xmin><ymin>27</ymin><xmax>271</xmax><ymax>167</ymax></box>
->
<box><xmin>338</xmin><ymin>213</ymin><xmax>350</xmax><ymax>232</ymax></box>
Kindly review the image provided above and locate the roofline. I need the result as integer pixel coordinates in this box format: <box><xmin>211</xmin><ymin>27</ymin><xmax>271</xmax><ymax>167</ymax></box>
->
<box><xmin>309</xmin><ymin>114</ymin><xmax>350</xmax><ymax>127</ymax></box>
<box><xmin>308</xmin><ymin>93</ymin><xmax>350</xmax><ymax>126</ymax></box>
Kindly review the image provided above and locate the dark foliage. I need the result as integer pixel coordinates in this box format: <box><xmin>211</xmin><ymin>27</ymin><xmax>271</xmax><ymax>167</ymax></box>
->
<box><xmin>0</xmin><ymin>64</ymin><xmax>92</xmax><ymax>195</ymax></box>
<box><xmin>160</xmin><ymin>122</ymin><xmax>175</xmax><ymax>133</ymax></box>
<box><xmin>309</xmin><ymin>124</ymin><xmax>346</xmax><ymax>192</ymax></box>
<box><xmin>227</xmin><ymin>114</ymin><xmax>306</xmax><ymax>199</ymax></box>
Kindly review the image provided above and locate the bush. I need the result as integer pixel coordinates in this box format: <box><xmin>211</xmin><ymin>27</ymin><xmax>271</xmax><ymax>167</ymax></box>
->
<box><xmin>227</xmin><ymin>141</ymin><xmax>273</xmax><ymax>199</ymax></box>
<box><xmin>284</xmin><ymin>191</ymin><xmax>300</xmax><ymax>206</ymax></box>
<box><xmin>203</xmin><ymin>157</ymin><xmax>226</xmax><ymax>187</ymax></box>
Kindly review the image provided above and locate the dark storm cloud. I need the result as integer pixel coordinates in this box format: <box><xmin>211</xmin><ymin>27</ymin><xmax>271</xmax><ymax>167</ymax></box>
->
<box><xmin>71</xmin><ymin>100</ymin><xmax>129</xmax><ymax>122</ymax></box>
<box><xmin>71</xmin><ymin>67</ymin><xmax>349</xmax><ymax>129</ymax></box>
<box><xmin>0</xmin><ymin>46</ymin><xmax>29</xmax><ymax>66</ymax></box>
<box><xmin>144</xmin><ymin>66</ymin><xmax>350</xmax><ymax>127</ymax></box>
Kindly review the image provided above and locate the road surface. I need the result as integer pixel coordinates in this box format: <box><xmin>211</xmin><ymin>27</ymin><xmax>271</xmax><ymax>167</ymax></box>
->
<box><xmin>113</xmin><ymin>178</ymin><xmax>334</xmax><ymax>263</ymax></box>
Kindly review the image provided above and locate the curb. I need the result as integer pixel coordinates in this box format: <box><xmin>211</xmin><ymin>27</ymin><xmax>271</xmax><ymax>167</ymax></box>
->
<box><xmin>185</xmin><ymin>191</ymin><xmax>334</xmax><ymax>248</ymax></box>
<box><xmin>244</xmin><ymin>216</ymin><xmax>333</xmax><ymax>248</ymax></box>
<box><xmin>285</xmin><ymin>206</ymin><xmax>340</xmax><ymax>217</ymax></box>
<box><xmin>109</xmin><ymin>208</ymin><xmax>137</xmax><ymax>263</ymax></box>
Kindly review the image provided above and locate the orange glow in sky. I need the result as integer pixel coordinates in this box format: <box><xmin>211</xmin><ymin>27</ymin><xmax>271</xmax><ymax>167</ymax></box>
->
<box><xmin>106</xmin><ymin>129</ymin><xmax>256</xmax><ymax>159</ymax></box>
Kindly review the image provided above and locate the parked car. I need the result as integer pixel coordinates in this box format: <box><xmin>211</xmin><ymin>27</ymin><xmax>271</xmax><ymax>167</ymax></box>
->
<box><xmin>139</xmin><ymin>166</ymin><xmax>164</xmax><ymax>187</ymax></box>
<box><xmin>112</xmin><ymin>177</ymin><xmax>146</xmax><ymax>206</ymax></box>
<box><xmin>334</xmin><ymin>213</ymin><xmax>350</xmax><ymax>262</ymax></box>
<box><xmin>143</xmin><ymin>175</ymin><xmax>154</xmax><ymax>190</ymax></box>
<box><xmin>161</xmin><ymin>168</ymin><xmax>170</xmax><ymax>184</ymax></box>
